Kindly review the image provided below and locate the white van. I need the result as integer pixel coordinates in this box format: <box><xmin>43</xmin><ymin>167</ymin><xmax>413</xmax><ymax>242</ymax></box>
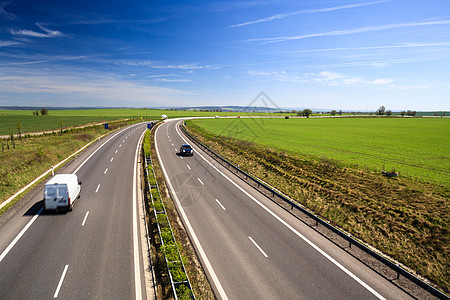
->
<box><xmin>44</xmin><ymin>174</ymin><xmax>81</xmax><ymax>211</ymax></box>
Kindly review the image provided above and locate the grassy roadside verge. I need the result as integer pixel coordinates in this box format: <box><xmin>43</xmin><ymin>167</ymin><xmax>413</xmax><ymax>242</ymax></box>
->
<box><xmin>143</xmin><ymin>124</ymin><xmax>214</xmax><ymax>299</ymax></box>
<box><xmin>185</xmin><ymin>120</ymin><xmax>449</xmax><ymax>293</ymax></box>
<box><xmin>0</xmin><ymin>119</ymin><xmax>141</xmax><ymax>215</ymax></box>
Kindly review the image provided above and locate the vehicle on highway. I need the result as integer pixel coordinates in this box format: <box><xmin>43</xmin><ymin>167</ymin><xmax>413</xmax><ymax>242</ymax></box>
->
<box><xmin>179</xmin><ymin>144</ymin><xmax>194</xmax><ymax>156</ymax></box>
<box><xmin>44</xmin><ymin>174</ymin><xmax>81</xmax><ymax>211</ymax></box>
<box><xmin>161</xmin><ymin>114</ymin><xmax>168</xmax><ymax>120</ymax></box>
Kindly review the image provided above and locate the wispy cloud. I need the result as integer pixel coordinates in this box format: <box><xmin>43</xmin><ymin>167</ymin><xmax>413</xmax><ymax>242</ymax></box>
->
<box><xmin>229</xmin><ymin>0</ymin><xmax>389</xmax><ymax>28</ymax></box>
<box><xmin>154</xmin><ymin>78</ymin><xmax>191</xmax><ymax>82</ymax></box>
<box><xmin>122</xmin><ymin>60</ymin><xmax>219</xmax><ymax>70</ymax></box>
<box><xmin>0</xmin><ymin>2</ymin><xmax>16</xmax><ymax>20</ymax></box>
<box><xmin>266</xmin><ymin>42</ymin><xmax>450</xmax><ymax>54</ymax></box>
<box><xmin>249</xmin><ymin>69</ymin><xmax>432</xmax><ymax>90</ymax></box>
<box><xmin>246</xmin><ymin>19</ymin><xmax>450</xmax><ymax>43</ymax></box>
<box><xmin>9</xmin><ymin>23</ymin><xmax>64</xmax><ymax>38</ymax></box>
<box><xmin>0</xmin><ymin>40</ymin><xmax>20</xmax><ymax>47</ymax></box>
<box><xmin>0</xmin><ymin>68</ymin><xmax>192</xmax><ymax>105</ymax></box>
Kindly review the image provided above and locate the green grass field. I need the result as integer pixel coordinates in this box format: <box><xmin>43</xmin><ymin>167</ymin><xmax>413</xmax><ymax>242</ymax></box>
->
<box><xmin>191</xmin><ymin>117</ymin><xmax>450</xmax><ymax>187</ymax></box>
<box><xmin>0</xmin><ymin>108</ymin><xmax>251</xmax><ymax>136</ymax></box>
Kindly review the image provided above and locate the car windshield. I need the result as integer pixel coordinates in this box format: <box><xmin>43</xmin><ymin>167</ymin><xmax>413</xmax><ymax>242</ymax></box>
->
<box><xmin>181</xmin><ymin>145</ymin><xmax>191</xmax><ymax>149</ymax></box>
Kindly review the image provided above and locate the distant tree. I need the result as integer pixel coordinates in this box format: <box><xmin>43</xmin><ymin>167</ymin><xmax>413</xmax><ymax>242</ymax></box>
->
<box><xmin>376</xmin><ymin>105</ymin><xmax>386</xmax><ymax>115</ymax></box>
<box><xmin>331</xmin><ymin>110</ymin><xmax>337</xmax><ymax>116</ymax></box>
<box><xmin>16</xmin><ymin>121</ymin><xmax>22</xmax><ymax>138</ymax></box>
<box><xmin>338</xmin><ymin>110</ymin><xmax>343</xmax><ymax>116</ymax></box>
<box><xmin>385</xmin><ymin>110</ymin><xmax>393</xmax><ymax>116</ymax></box>
<box><xmin>32</xmin><ymin>110</ymin><xmax>39</xmax><ymax>116</ymax></box>
<box><xmin>40</xmin><ymin>108</ymin><xmax>48</xmax><ymax>115</ymax></box>
<box><xmin>406</xmin><ymin>110</ymin><xmax>416</xmax><ymax>117</ymax></box>
<box><xmin>401</xmin><ymin>111</ymin><xmax>406</xmax><ymax>117</ymax></box>
<box><xmin>301</xmin><ymin>109</ymin><xmax>312</xmax><ymax>118</ymax></box>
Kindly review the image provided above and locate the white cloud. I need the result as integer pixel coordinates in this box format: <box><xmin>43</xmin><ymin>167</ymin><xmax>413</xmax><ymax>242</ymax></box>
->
<box><xmin>0</xmin><ymin>69</ymin><xmax>193</xmax><ymax>105</ymax></box>
<box><xmin>122</xmin><ymin>60</ymin><xmax>219</xmax><ymax>70</ymax></box>
<box><xmin>246</xmin><ymin>20</ymin><xmax>450</xmax><ymax>43</ymax></box>
<box><xmin>0</xmin><ymin>2</ymin><xmax>16</xmax><ymax>20</ymax></box>
<box><xmin>0</xmin><ymin>40</ymin><xmax>20</xmax><ymax>47</ymax></box>
<box><xmin>266</xmin><ymin>42</ymin><xmax>450</xmax><ymax>54</ymax></box>
<box><xmin>229</xmin><ymin>0</ymin><xmax>390</xmax><ymax>28</ymax></box>
<box><xmin>154</xmin><ymin>78</ymin><xmax>191</xmax><ymax>82</ymax></box>
<box><xmin>250</xmin><ymin>70</ymin><xmax>395</xmax><ymax>87</ymax></box>
<box><xmin>9</xmin><ymin>23</ymin><xmax>64</xmax><ymax>38</ymax></box>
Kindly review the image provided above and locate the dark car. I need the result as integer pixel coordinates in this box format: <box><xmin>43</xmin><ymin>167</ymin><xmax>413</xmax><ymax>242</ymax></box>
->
<box><xmin>180</xmin><ymin>144</ymin><xmax>194</xmax><ymax>156</ymax></box>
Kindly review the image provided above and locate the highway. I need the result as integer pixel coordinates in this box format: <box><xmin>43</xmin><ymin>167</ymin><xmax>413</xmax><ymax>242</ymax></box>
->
<box><xmin>0</xmin><ymin>123</ymin><xmax>152</xmax><ymax>299</ymax></box>
<box><xmin>155</xmin><ymin>119</ymin><xmax>413</xmax><ymax>300</ymax></box>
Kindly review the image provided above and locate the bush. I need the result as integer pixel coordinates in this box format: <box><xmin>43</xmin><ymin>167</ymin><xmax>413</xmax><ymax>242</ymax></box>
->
<box><xmin>176</xmin><ymin>284</ymin><xmax>193</xmax><ymax>299</ymax></box>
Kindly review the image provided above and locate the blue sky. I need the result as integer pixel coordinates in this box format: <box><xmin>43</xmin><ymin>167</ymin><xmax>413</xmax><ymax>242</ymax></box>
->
<box><xmin>1</xmin><ymin>0</ymin><xmax>449</xmax><ymax>111</ymax></box>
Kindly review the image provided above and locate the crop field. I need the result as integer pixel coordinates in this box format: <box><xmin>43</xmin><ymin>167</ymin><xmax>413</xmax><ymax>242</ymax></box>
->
<box><xmin>191</xmin><ymin>117</ymin><xmax>450</xmax><ymax>187</ymax></box>
<box><xmin>0</xmin><ymin>108</ymin><xmax>251</xmax><ymax>136</ymax></box>
<box><xmin>187</xmin><ymin>117</ymin><xmax>449</xmax><ymax>292</ymax></box>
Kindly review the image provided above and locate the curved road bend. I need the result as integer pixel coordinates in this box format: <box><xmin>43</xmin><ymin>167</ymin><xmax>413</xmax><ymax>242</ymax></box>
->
<box><xmin>155</xmin><ymin>119</ymin><xmax>412</xmax><ymax>300</ymax></box>
<box><xmin>0</xmin><ymin>122</ymin><xmax>151</xmax><ymax>299</ymax></box>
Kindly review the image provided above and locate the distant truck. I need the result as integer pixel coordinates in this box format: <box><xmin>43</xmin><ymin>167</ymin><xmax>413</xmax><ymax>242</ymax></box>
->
<box><xmin>44</xmin><ymin>174</ymin><xmax>81</xmax><ymax>211</ymax></box>
<box><xmin>161</xmin><ymin>114</ymin><xmax>168</xmax><ymax>120</ymax></box>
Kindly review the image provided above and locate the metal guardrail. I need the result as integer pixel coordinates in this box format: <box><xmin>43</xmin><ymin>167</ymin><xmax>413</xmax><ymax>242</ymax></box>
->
<box><xmin>144</xmin><ymin>153</ymin><xmax>195</xmax><ymax>300</ymax></box>
<box><xmin>180</xmin><ymin>124</ymin><xmax>449</xmax><ymax>300</ymax></box>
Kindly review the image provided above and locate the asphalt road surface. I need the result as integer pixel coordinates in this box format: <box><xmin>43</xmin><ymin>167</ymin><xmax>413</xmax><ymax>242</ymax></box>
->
<box><xmin>155</xmin><ymin>119</ymin><xmax>413</xmax><ymax>300</ymax></box>
<box><xmin>0</xmin><ymin>123</ymin><xmax>152</xmax><ymax>299</ymax></box>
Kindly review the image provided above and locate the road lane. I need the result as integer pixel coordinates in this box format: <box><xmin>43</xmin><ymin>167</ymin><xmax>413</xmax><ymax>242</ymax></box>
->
<box><xmin>0</xmin><ymin>123</ymin><xmax>150</xmax><ymax>299</ymax></box>
<box><xmin>156</xmin><ymin>119</ymin><xmax>412</xmax><ymax>300</ymax></box>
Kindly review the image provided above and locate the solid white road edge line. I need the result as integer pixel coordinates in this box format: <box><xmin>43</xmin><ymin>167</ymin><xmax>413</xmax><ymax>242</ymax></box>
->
<box><xmin>133</xmin><ymin>129</ymin><xmax>147</xmax><ymax>300</ymax></box>
<box><xmin>82</xmin><ymin>211</ymin><xmax>89</xmax><ymax>226</ymax></box>
<box><xmin>155</xmin><ymin>123</ymin><xmax>228</xmax><ymax>300</ymax></box>
<box><xmin>0</xmin><ymin>207</ymin><xmax>43</xmax><ymax>263</ymax></box>
<box><xmin>175</xmin><ymin>121</ymin><xmax>386</xmax><ymax>300</ymax></box>
<box><xmin>215</xmin><ymin>199</ymin><xmax>226</xmax><ymax>211</ymax></box>
<box><xmin>53</xmin><ymin>264</ymin><xmax>69</xmax><ymax>298</ymax></box>
<box><xmin>248</xmin><ymin>236</ymin><xmax>268</xmax><ymax>258</ymax></box>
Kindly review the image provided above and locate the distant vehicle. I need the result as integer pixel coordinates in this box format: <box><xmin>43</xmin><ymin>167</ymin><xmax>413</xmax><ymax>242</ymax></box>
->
<box><xmin>161</xmin><ymin>114</ymin><xmax>168</xmax><ymax>120</ymax></box>
<box><xmin>215</xmin><ymin>115</ymin><xmax>219</xmax><ymax>118</ymax></box>
<box><xmin>44</xmin><ymin>174</ymin><xmax>81</xmax><ymax>211</ymax></box>
<box><xmin>179</xmin><ymin>144</ymin><xmax>194</xmax><ymax>156</ymax></box>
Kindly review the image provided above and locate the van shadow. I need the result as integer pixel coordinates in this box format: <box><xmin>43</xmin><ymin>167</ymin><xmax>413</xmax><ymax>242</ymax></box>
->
<box><xmin>23</xmin><ymin>200</ymin><xmax>69</xmax><ymax>216</ymax></box>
